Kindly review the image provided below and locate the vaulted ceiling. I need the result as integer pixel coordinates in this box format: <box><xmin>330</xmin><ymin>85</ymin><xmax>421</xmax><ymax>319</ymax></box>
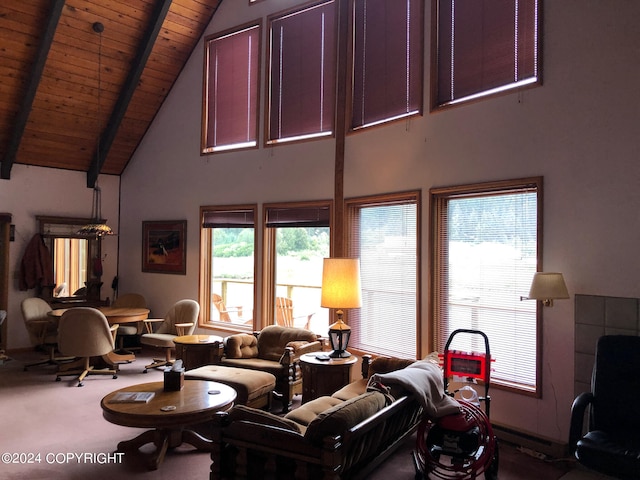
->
<box><xmin>0</xmin><ymin>0</ymin><xmax>222</xmax><ymax>187</ymax></box>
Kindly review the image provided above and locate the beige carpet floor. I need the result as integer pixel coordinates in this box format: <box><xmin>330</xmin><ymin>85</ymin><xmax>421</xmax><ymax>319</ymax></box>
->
<box><xmin>0</xmin><ymin>348</ymin><xmax>609</xmax><ymax>479</ymax></box>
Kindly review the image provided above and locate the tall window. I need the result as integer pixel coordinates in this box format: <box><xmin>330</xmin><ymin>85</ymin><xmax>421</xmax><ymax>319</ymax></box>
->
<box><xmin>263</xmin><ymin>202</ymin><xmax>331</xmax><ymax>334</ymax></box>
<box><xmin>199</xmin><ymin>206</ymin><xmax>257</xmax><ymax>331</ymax></box>
<box><xmin>346</xmin><ymin>192</ymin><xmax>420</xmax><ymax>358</ymax></box>
<box><xmin>431</xmin><ymin>178</ymin><xmax>542</xmax><ymax>394</ymax></box>
<box><xmin>351</xmin><ymin>0</ymin><xmax>423</xmax><ymax>129</ymax></box>
<box><xmin>433</xmin><ymin>0</ymin><xmax>540</xmax><ymax>108</ymax></box>
<box><xmin>202</xmin><ymin>24</ymin><xmax>260</xmax><ymax>153</ymax></box>
<box><xmin>267</xmin><ymin>1</ymin><xmax>336</xmax><ymax>144</ymax></box>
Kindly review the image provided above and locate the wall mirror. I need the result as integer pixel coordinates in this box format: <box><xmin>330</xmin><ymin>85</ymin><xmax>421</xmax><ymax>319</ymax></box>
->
<box><xmin>36</xmin><ymin>215</ymin><xmax>103</xmax><ymax>304</ymax></box>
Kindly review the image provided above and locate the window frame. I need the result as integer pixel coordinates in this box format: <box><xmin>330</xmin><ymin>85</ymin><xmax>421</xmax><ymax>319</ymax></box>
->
<box><xmin>202</xmin><ymin>21</ymin><xmax>262</xmax><ymax>154</ymax></box>
<box><xmin>429</xmin><ymin>177</ymin><xmax>543</xmax><ymax>396</ymax></box>
<box><xmin>430</xmin><ymin>0</ymin><xmax>542</xmax><ymax>111</ymax></box>
<box><xmin>265</xmin><ymin>0</ymin><xmax>337</xmax><ymax>145</ymax></box>
<box><xmin>345</xmin><ymin>191</ymin><xmax>421</xmax><ymax>359</ymax></box>
<box><xmin>262</xmin><ymin>200</ymin><xmax>333</xmax><ymax>330</ymax></box>
<box><xmin>350</xmin><ymin>0</ymin><xmax>424</xmax><ymax>131</ymax></box>
<box><xmin>199</xmin><ymin>204</ymin><xmax>258</xmax><ymax>333</ymax></box>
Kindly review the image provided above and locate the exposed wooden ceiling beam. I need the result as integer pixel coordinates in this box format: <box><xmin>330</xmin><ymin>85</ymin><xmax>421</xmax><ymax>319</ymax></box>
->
<box><xmin>0</xmin><ymin>0</ymin><xmax>66</xmax><ymax>180</ymax></box>
<box><xmin>87</xmin><ymin>0</ymin><xmax>174</xmax><ymax>188</ymax></box>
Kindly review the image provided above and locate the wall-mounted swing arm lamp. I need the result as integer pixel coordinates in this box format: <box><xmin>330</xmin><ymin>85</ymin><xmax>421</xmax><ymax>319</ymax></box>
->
<box><xmin>521</xmin><ymin>272</ymin><xmax>569</xmax><ymax>307</ymax></box>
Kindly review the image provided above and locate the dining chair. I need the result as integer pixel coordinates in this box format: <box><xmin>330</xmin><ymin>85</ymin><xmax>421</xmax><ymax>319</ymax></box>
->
<box><xmin>21</xmin><ymin>297</ymin><xmax>71</xmax><ymax>370</ymax></box>
<box><xmin>55</xmin><ymin>307</ymin><xmax>118</xmax><ymax>387</ymax></box>
<box><xmin>111</xmin><ymin>293</ymin><xmax>147</xmax><ymax>351</ymax></box>
<box><xmin>140</xmin><ymin>299</ymin><xmax>199</xmax><ymax>372</ymax></box>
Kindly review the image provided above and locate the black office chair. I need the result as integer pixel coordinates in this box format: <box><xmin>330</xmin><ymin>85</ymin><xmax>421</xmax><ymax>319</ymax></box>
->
<box><xmin>568</xmin><ymin>335</ymin><xmax>640</xmax><ymax>479</ymax></box>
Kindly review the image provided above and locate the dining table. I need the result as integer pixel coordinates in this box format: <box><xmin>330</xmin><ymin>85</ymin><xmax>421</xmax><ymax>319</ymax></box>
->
<box><xmin>48</xmin><ymin>306</ymin><xmax>150</xmax><ymax>367</ymax></box>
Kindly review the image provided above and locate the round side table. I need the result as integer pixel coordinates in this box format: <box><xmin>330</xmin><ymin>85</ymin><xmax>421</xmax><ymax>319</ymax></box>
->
<box><xmin>173</xmin><ymin>334</ymin><xmax>223</xmax><ymax>370</ymax></box>
<box><xmin>299</xmin><ymin>352</ymin><xmax>357</xmax><ymax>403</ymax></box>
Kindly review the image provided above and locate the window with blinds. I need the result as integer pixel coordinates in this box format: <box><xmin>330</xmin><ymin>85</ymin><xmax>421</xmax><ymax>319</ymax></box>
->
<box><xmin>351</xmin><ymin>0</ymin><xmax>423</xmax><ymax>130</ymax></box>
<box><xmin>433</xmin><ymin>0</ymin><xmax>541</xmax><ymax>108</ymax></box>
<box><xmin>267</xmin><ymin>1</ymin><xmax>336</xmax><ymax>144</ymax></box>
<box><xmin>202</xmin><ymin>24</ymin><xmax>260</xmax><ymax>153</ymax></box>
<box><xmin>263</xmin><ymin>202</ymin><xmax>331</xmax><ymax>334</ymax></box>
<box><xmin>431</xmin><ymin>178</ymin><xmax>542</xmax><ymax>394</ymax></box>
<box><xmin>346</xmin><ymin>192</ymin><xmax>420</xmax><ymax>359</ymax></box>
<box><xmin>199</xmin><ymin>205</ymin><xmax>257</xmax><ymax>331</ymax></box>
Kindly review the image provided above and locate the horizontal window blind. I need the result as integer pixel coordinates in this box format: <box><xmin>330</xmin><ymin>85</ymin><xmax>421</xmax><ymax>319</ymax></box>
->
<box><xmin>436</xmin><ymin>0</ymin><xmax>539</xmax><ymax>106</ymax></box>
<box><xmin>203</xmin><ymin>24</ymin><xmax>260</xmax><ymax>152</ymax></box>
<box><xmin>432</xmin><ymin>180</ymin><xmax>540</xmax><ymax>392</ymax></box>
<box><xmin>352</xmin><ymin>0</ymin><xmax>423</xmax><ymax>129</ymax></box>
<box><xmin>268</xmin><ymin>1</ymin><xmax>336</xmax><ymax>142</ymax></box>
<box><xmin>347</xmin><ymin>194</ymin><xmax>419</xmax><ymax>359</ymax></box>
<box><xmin>202</xmin><ymin>208</ymin><xmax>255</xmax><ymax>228</ymax></box>
<box><xmin>265</xmin><ymin>205</ymin><xmax>330</xmax><ymax>227</ymax></box>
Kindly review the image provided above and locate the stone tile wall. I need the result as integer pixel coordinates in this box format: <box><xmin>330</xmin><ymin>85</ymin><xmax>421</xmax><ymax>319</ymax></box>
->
<box><xmin>574</xmin><ymin>294</ymin><xmax>640</xmax><ymax>397</ymax></box>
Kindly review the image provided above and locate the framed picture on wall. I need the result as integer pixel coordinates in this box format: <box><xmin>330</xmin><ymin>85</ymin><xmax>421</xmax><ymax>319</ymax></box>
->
<box><xmin>142</xmin><ymin>220</ymin><xmax>187</xmax><ymax>274</ymax></box>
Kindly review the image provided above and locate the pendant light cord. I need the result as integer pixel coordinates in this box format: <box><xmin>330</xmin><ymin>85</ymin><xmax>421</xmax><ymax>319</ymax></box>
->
<box><xmin>94</xmin><ymin>22</ymin><xmax>104</xmax><ymax>172</ymax></box>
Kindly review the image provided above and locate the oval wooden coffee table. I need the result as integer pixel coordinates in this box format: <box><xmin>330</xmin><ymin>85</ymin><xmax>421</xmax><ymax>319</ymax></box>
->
<box><xmin>101</xmin><ymin>380</ymin><xmax>236</xmax><ymax>470</ymax></box>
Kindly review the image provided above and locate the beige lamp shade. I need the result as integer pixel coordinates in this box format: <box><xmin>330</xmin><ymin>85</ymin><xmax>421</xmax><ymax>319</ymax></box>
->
<box><xmin>321</xmin><ymin>258</ymin><xmax>361</xmax><ymax>358</ymax></box>
<box><xmin>320</xmin><ymin>258</ymin><xmax>362</xmax><ymax>309</ymax></box>
<box><xmin>528</xmin><ymin>272</ymin><xmax>569</xmax><ymax>306</ymax></box>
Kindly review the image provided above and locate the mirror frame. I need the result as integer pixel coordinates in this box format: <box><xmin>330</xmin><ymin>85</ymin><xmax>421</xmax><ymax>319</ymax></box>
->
<box><xmin>36</xmin><ymin>215</ymin><xmax>103</xmax><ymax>303</ymax></box>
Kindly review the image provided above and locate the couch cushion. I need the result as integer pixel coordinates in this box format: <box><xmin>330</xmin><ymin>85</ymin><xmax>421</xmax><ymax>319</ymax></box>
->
<box><xmin>221</xmin><ymin>357</ymin><xmax>286</xmax><ymax>375</ymax></box>
<box><xmin>285</xmin><ymin>396</ymin><xmax>343</xmax><ymax>431</ymax></box>
<box><xmin>230</xmin><ymin>405</ymin><xmax>302</xmax><ymax>434</ymax></box>
<box><xmin>225</xmin><ymin>333</ymin><xmax>258</xmax><ymax>359</ymax></box>
<box><xmin>304</xmin><ymin>391</ymin><xmax>388</xmax><ymax>446</ymax></box>
<box><xmin>332</xmin><ymin>379</ymin><xmax>368</xmax><ymax>401</ymax></box>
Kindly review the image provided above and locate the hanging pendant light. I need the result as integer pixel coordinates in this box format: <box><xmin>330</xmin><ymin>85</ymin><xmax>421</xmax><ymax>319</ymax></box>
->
<box><xmin>77</xmin><ymin>22</ymin><xmax>114</xmax><ymax>238</ymax></box>
<box><xmin>76</xmin><ymin>185</ymin><xmax>114</xmax><ymax>237</ymax></box>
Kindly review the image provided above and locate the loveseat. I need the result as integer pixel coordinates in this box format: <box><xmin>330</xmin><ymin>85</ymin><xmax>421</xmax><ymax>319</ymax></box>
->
<box><xmin>209</xmin><ymin>355</ymin><xmax>458</xmax><ymax>480</ymax></box>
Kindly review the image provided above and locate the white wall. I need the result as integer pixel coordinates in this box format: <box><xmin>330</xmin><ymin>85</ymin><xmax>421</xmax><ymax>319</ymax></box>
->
<box><xmin>0</xmin><ymin>165</ymin><xmax>120</xmax><ymax>349</ymax></box>
<box><xmin>2</xmin><ymin>0</ymin><xmax>636</xmax><ymax>446</ymax></box>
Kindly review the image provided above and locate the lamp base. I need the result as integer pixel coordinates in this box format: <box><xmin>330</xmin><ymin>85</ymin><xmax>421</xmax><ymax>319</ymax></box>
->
<box><xmin>328</xmin><ymin>349</ymin><xmax>351</xmax><ymax>359</ymax></box>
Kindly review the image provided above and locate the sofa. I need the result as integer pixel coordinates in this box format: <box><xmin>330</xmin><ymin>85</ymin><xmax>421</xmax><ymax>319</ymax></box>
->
<box><xmin>218</xmin><ymin>325</ymin><xmax>323</xmax><ymax>412</ymax></box>
<box><xmin>209</xmin><ymin>355</ymin><xmax>456</xmax><ymax>480</ymax></box>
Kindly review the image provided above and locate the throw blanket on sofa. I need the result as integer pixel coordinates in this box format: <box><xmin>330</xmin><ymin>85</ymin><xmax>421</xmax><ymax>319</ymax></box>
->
<box><xmin>368</xmin><ymin>360</ymin><xmax>461</xmax><ymax>418</ymax></box>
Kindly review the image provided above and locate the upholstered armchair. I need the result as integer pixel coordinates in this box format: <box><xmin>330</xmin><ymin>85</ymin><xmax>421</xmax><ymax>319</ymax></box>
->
<box><xmin>221</xmin><ymin>325</ymin><xmax>322</xmax><ymax>412</ymax></box>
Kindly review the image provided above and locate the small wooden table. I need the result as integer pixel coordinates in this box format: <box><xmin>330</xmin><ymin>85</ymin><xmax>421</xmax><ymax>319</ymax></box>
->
<box><xmin>101</xmin><ymin>380</ymin><xmax>236</xmax><ymax>470</ymax></box>
<box><xmin>173</xmin><ymin>334</ymin><xmax>223</xmax><ymax>370</ymax></box>
<box><xmin>299</xmin><ymin>353</ymin><xmax>357</xmax><ymax>403</ymax></box>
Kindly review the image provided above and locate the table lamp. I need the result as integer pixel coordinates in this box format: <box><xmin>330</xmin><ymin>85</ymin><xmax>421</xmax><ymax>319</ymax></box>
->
<box><xmin>321</xmin><ymin>258</ymin><xmax>362</xmax><ymax>358</ymax></box>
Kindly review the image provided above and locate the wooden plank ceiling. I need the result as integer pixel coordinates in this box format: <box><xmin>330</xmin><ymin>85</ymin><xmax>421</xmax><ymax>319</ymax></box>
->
<box><xmin>0</xmin><ymin>0</ymin><xmax>222</xmax><ymax>186</ymax></box>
